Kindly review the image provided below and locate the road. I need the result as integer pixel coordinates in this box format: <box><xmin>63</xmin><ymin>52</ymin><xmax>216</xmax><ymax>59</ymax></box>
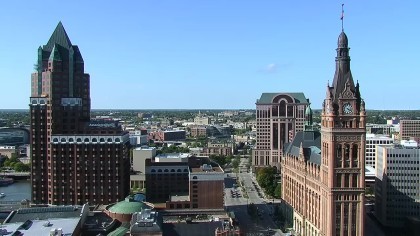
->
<box><xmin>224</xmin><ymin>158</ymin><xmax>286</xmax><ymax>236</ymax></box>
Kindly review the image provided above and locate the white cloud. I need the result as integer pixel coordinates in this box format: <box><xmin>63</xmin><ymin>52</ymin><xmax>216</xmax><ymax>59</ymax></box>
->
<box><xmin>265</xmin><ymin>63</ymin><xmax>278</xmax><ymax>73</ymax></box>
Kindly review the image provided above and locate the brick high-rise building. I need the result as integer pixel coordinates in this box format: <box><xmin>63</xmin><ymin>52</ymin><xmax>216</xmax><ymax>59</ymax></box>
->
<box><xmin>30</xmin><ymin>22</ymin><xmax>130</xmax><ymax>205</ymax></box>
<box><xmin>281</xmin><ymin>29</ymin><xmax>366</xmax><ymax>236</ymax></box>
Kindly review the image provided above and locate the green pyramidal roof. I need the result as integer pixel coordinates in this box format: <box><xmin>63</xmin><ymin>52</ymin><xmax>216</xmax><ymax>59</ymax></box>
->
<box><xmin>48</xmin><ymin>44</ymin><xmax>62</xmax><ymax>61</ymax></box>
<box><xmin>44</xmin><ymin>22</ymin><xmax>72</xmax><ymax>51</ymax></box>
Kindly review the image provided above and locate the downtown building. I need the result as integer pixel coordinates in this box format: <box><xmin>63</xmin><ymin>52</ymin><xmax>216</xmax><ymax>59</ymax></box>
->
<box><xmin>400</xmin><ymin>120</ymin><xmax>420</xmax><ymax>143</ymax></box>
<box><xmin>145</xmin><ymin>154</ymin><xmax>224</xmax><ymax>209</ymax></box>
<box><xmin>281</xmin><ymin>30</ymin><xmax>366</xmax><ymax>236</ymax></box>
<box><xmin>30</xmin><ymin>22</ymin><xmax>130</xmax><ymax>205</ymax></box>
<box><xmin>365</xmin><ymin>133</ymin><xmax>393</xmax><ymax>168</ymax></box>
<box><xmin>375</xmin><ymin>142</ymin><xmax>420</xmax><ymax>227</ymax></box>
<box><xmin>252</xmin><ymin>93</ymin><xmax>309</xmax><ymax>171</ymax></box>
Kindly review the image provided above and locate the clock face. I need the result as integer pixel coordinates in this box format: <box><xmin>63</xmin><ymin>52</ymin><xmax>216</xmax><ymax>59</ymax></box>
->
<box><xmin>343</xmin><ymin>103</ymin><xmax>353</xmax><ymax>114</ymax></box>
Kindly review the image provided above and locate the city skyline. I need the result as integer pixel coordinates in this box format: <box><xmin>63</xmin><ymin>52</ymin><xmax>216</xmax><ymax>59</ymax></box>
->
<box><xmin>1</xmin><ymin>1</ymin><xmax>419</xmax><ymax>110</ymax></box>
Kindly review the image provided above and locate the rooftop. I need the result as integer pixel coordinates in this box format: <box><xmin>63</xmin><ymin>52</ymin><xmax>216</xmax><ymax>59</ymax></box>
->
<box><xmin>191</xmin><ymin>164</ymin><xmax>223</xmax><ymax>173</ymax></box>
<box><xmin>135</xmin><ymin>146</ymin><xmax>156</xmax><ymax>151</ymax></box>
<box><xmin>1</xmin><ymin>218</ymin><xmax>80</xmax><ymax>235</ymax></box>
<box><xmin>162</xmin><ymin>221</ymin><xmax>224</xmax><ymax>236</ymax></box>
<box><xmin>256</xmin><ymin>92</ymin><xmax>308</xmax><ymax>105</ymax></box>
<box><xmin>108</xmin><ymin>197</ymin><xmax>149</xmax><ymax>214</ymax></box>
<box><xmin>156</xmin><ymin>153</ymin><xmax>191</xmax><ymax>159</ymax></box>
<box><xmin>170</xmin><ymin>194</ymin><xmax>190</xmax><ymax>202</ymax></box>
<box><xmin>5</xmin><ymin>206</ymin><xmax>82</xmax><ymax>224</ymax></box>
<box><xmin>284</xmin><ymin>130</ymin><xmax>321</xmax><ymax>165</ymax></box>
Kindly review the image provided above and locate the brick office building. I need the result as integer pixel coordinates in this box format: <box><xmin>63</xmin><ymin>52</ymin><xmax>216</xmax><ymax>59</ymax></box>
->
<box><xmin>145</xmin><ymin>155</ymin><xmax>224</xmax><ymax>209</ymax></box>
<box><xmin>30</xmin><ymin>22</ymin><xmax>130</xmax><ymax>205</ymax></box>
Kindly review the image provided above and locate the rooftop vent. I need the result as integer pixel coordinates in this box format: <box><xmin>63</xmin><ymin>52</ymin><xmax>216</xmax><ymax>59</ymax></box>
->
<box><xmin>201</xmin><ymin>164</ymin><xmax>213</xmax><ymax>171</ymax></box>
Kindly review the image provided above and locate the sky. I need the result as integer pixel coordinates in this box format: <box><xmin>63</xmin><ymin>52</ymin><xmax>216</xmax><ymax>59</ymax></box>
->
<box><xmin>0</xmin><ymin>1</ymin><xmax>419</xmax><ymax>110</ymax></box>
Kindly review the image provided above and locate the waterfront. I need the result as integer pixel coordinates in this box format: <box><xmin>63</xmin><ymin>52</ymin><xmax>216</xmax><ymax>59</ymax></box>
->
<box><xmin>0</xmin><ymin>180</ymin><xmax>30</xmax><ymax>202</ymax></box>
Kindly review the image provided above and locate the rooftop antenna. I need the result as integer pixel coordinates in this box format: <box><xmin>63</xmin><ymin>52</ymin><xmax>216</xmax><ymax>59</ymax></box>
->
<box><xmin>341</xmin><ymin>3</ymin><xmax>345</xmax><ymax>31</ymax></box>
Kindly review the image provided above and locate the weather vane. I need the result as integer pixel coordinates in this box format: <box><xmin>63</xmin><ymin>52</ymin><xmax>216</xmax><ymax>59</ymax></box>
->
<box><xmin>341</xmin><ymin>3</ymin><xmax>345</xmax><ymax>31</ymax></box>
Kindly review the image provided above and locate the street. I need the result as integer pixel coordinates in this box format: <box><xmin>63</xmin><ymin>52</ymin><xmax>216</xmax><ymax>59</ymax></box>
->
<box><xmin>224</xmin><ymin>158</ymin><xmax>286</xmax><ymax>236</ymax></box>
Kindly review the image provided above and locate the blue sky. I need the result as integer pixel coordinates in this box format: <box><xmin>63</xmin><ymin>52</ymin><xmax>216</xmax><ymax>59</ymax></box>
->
<box><xmin>0</xmin><ymin>1</ymin><xmax>419</xmax><ymax>110</ymax></box>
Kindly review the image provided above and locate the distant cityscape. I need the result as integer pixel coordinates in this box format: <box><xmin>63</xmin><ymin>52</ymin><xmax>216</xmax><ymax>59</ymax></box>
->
<box><xmin>0</xmin><ymin>17</ymin><xmax>419</xmax><ymax>236</ymax></box>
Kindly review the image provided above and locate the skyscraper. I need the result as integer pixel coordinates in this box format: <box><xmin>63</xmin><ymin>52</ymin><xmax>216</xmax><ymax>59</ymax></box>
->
<box><xmin>30</xmin><ymin>22</ymin><xmax>130</xmax><ymax>205</ymax></box>
<box><xmin>281</xmin><ymin>30</ymin><xmax>366</xmax><ymax>236</ymax></box>
<box><xmin>252</xmin><ymin>93</ymin><xmax>309</xmax><ymax>171</ymax></box>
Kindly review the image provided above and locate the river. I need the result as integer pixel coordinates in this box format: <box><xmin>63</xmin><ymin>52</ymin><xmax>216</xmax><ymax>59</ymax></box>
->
<box><xmin>0</xmin><ymin>180</ymin><xmax>31</xmax><ymax>201</ymax></box>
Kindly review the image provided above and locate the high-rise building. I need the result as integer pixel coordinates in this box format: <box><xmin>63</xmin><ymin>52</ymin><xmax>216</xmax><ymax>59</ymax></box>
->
<box><xmin>252</xmin><ymin>93</ymin><xmax>309</xmax><ymax>170</ymax></box>
<box><xmin>375</xmin><ymin>142</ymin><xmax>420</xmax><ymax>227</ymax></box>
<box><xmin>30</xmin><ymin>22</ymin><xmax>130</xmax><ymax>205</ymax></box>
<box><xmin>281</xmin><ymin>29</ymin><xmax>366</xmax><ymax>236</ymax></box>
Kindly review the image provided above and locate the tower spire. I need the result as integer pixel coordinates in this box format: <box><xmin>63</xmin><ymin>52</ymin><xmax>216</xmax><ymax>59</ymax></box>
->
<box><xmin>341</xmin><ymin>4</ymin><xmax>345</xmax><ymax>32</ymax></box>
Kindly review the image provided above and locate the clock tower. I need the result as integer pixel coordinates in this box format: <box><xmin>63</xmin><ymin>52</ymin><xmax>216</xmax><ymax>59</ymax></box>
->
<box><xmin>320</xmin><ymin>30</ymin><xmax>366</xmax><ymax>236</ymax></box>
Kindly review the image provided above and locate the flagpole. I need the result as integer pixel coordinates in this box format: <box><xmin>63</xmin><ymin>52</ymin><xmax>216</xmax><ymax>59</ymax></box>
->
<box><xmin>341</xmin><ymin>3</ymin><xmax>344</xmax><ymax>31</ymax></box>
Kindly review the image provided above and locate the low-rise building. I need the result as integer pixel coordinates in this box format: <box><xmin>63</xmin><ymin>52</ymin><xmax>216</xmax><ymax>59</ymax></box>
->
<box><xmin>131</xmin><ymin>147</ymin><xmax>157</xmax><ymax>190</ymax></box>
<box><xmin>145</xmin><ymin>156</ymin><xmax>224</xmax><ymax>209</ymax></box>
<box><xmin>0</xmin><ymin>145</ymin><xmax>16</xmax><ymax>158</ymax></box>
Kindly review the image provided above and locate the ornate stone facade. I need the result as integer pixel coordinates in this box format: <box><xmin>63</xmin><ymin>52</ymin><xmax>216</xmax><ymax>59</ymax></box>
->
<box><xmin>281</xmin><ymin>30</ymin><xmax>366</xmax><ymax>236</ymax></box>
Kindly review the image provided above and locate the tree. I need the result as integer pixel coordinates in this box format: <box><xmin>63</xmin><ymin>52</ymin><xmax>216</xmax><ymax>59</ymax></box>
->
<box><xmin>256</xmin><ymin>167</ymin><xmax>277</xmax><ymax>197</ymax></box>
<box><xmin>14</xmin><ymin>162</ymin><xmax>30</xmax><ymax>172</ymax></box>
<box><xmin>231</xmin><ymin>156</ymin><xmax>240</xmax><ymax>169</ymax></box>
<box><xmin>274</xmin><ymin>183</ymin><xmax>282</xmax><ymax>198</ymax></box>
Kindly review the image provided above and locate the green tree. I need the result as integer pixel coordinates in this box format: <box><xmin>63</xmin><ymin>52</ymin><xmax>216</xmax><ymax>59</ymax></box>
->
<box><xmin>274</xmin><ymin>183</ymin><xmax>282</xmax><ymax>198</ymax></box>
<box><xmin>231</xmin><ymin>156</ymin><xmax>240</xmax><ymax>169</ymax></box>
<box><xmin>256</xmin><ymin>167</ymin><xmax>277</xmax><ymax>197</ymax></box>
<box><xmin>14</xmin><ymin>162</ymin><xmax>30</xmax><ymax>172</ymax></box>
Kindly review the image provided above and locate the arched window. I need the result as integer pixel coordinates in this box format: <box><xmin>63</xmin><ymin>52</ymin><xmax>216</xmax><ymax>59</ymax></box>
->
<box><xmin>158</xmin><ymin>169</ymin><xmax>162</xmax><ymax>173</ymax></box>
<box><xmin>61</xmin><ymin>138</ymin><xmax>66</xmax><ymax>142</ymax></box>
<box><xmin>171</xmin><ymin>169</ymin><xmax>175</xmax><ymax>172</ymax></box>
<box><xmin>76</xmin><ymin>138</ymin><xmax>82</xmax><ymax>142</ymax></box>
<box><xmin>336</xmin><ymin>144</ymin><xmax>342</xmax><ymax>167</ymax></box>
<box><xmin>177</xmin><ymin>169</ymin><xmax>182</xmax><ymax>172</ymax></box>
<box><xmin>352</xmin><ymin>144</ymin><xmax>359</xmax><ymax>167</ymax></box>
<box><xmin>151</xmin><ymin>169</ymin><xmax>156</xmax><ymax>173</ymax></box>
<box><xmin>100</xmin><ymin>138</ymin><xmax>105</xmax><ymax>142</ymax></box>
<box><xmin>192</xmin><ymin>176</ymin><xmax>198</xmax><ymax>179</ymax></box>
<box><xmin>53</xmin><ymin>138</ymin><xmax>58</xmax><ymax>142</ymax></box>
<box><xmin>279</xmin><ymin>100</ymin><xmax>286</xmax><ymax>116</ymax></box>
<box><xmin>115</xmin><ymin>138</ymin><xmax>121</xmax><ymax>142</ymax></box>
<box><xmin>69</xmin><ymin>138</ymin><xmax>74</xmax><ymax>142</ymax></box>
<box><xmin>92</xmin><ymin>138</ymin><xmax>98</xmax><ymax>142</ymax></box>
<box><xmin>164</xmin><ymin>169</ymin><xmax>169</xmax><ymax>172</ymax></box>
<box><xmin>107</xmin><ymin>138</ymin><xmax>112</xmax><ymax>142</ymax></box>
<box><xmin>84</xmin><ymin>138</ymin><xmax>89</xmax><ymax>142</ymax></box>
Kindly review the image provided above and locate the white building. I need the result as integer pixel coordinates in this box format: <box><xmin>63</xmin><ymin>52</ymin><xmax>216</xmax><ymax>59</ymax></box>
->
<box><xmin>375</xmin><ymin>141</ymin><xmax>420</xmax><ymax>227</ymax></box>
<box><xmin>131</xmin><ymin>147</ymin><xmax>157</xmax><ymax>190</ymax></box>
<box><xmin>365</xmin><ymin>134</ymin><xmax>393</xmax><ymax>168</ymax></box>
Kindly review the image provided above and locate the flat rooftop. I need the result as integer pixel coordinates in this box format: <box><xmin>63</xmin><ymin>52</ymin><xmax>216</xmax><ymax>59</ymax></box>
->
<box><xmin>170</xmin><ymin>195</ymin><xmax>190</xmax><ymax>202</ymax></box>
<box><xmin>191</xmin><ymin>166</ymin><xmax>223</xmax><ymax>173</ymax></box>
<box><xmin>1</xmin><ymin>218</ymin><xmax>80</xmax><ymax>235</ymax></box>
<box><xmin>156</xmin><ymin>153</ymin><xmax>190</xmax><ymax>159</ymax></box>
<box><xmin>5</xmin><ymin>206</ymin><xmax>82</xmax><ymax>224</ymax></box>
